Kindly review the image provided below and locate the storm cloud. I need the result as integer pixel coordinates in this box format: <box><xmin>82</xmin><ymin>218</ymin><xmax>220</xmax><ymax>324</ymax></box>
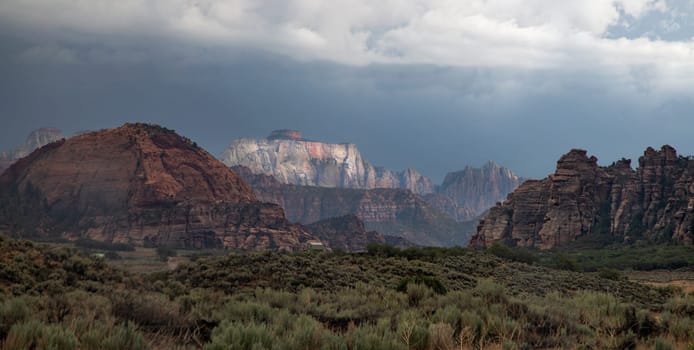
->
<box><xmin>1</xmin><ymin>0</ymin><xmax>694</xmax><ymax>181</ymax></box>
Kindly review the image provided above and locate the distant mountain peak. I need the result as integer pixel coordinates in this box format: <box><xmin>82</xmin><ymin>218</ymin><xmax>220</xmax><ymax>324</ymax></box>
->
<box><xmin>0</xmin><ymin>127</ymin><xmax>65</xmax><ymax>174</ymax></box>
<box><xmin>221</xmin><ymin>131</ymin><xmax>434</xmax><ymax>195</ymax></box>
<box><xmin>432</xmin><ymin>163</ymin><xmax>527</xmax><ymax>221</ymax></box>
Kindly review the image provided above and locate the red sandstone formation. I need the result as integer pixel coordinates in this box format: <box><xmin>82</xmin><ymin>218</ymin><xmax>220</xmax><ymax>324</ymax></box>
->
<box><xmin>0</xmin><ymin>123</ymin><xmax>316</xmax><ymax>251</ymax></box>
<box><xmin>471</xmin><ymin>146</ymin><xmax>694</xmax><ymax>248</ymax></box>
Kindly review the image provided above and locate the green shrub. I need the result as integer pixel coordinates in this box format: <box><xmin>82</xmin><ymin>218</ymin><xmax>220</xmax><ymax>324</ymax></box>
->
<box><xmin>405</xmin><ymin>283</ymin><xmax>432</xmax><ymax>307</ymax></box>
<box><xmin>475</xmin><ymin>279</ymin><xmax>506</xmax><ymax>304</ymax></box>
<box><xmin>3</xmin><ymin>320</ymin><xmax>78</xmax><ymax>350</ymax></box>
<box><xmin>101</xmin><ymin>322</ymin><xmax>148</xmax><ymax>350</ymax></box>
<box><xmin>597</xmin><ymin>268</ymin><xmax>623</xmax><ymax>281</ymax></box>
<box><xmin>428</xmin><ymin>322</ymin><xmax>455</xmax><ymax>350</ymax></box>
<box><xmin>397</xmin><ymin>275</ymin><xmax>447</xmax><ymax>295</ymax></box>
<box><xmin>488</xmin><ymin>243</ymin><xmax>536</xmax><ymax>264</ymax></box>
<box><xmin>350</xmin><ymin>323</ymin><xmax>405</xmax><ymax>350</ymax></box>
<box><xmin>0</xmin><ymin>297</ymin><xmax>28</xmax><ymax>338</ymax></box>
<box><xmin>205</xmin><ymin>321</ymin><xmax>273</xmax><ymax>350</ymax></box>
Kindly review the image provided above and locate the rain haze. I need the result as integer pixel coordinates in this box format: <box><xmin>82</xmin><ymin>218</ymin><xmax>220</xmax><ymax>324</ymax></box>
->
<box><xmin>2</xmin><ymin>0</ymin><xmax>694</xmax><ymax>181</ymax></box>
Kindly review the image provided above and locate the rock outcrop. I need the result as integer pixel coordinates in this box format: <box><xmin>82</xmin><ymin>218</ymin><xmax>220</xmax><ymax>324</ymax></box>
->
<box><xmin>0</xmin><ymin>128</ymin><xmax>64</xmax><ymax>174</ymax></box>
<box><xmin>221</xmin><ymin>130</ymin><xmax>435</xmax><ymax>195</ymax></box>
<box><xmin>303</xmin><ymin>215</ymin><xmax>385</xmax><ymax>252</ymax></box>
<box><xmin>233</xmin><ymin>166</ymin><xmax>473</xmax><ymax>247</ymax></box>
<box><xmin>0</xmin><ymin>123</ymin><xmax>317</xmax><ymax>251</ymax></box>
<box><xmin>471</xmin><ymin>146</ymin><xmax>694</xmax><ymax>249</ymax></box>
<box><xmin>431</xmin><ymin>161</ymin><xmax>526</xmax><ymax>221</ymax></box>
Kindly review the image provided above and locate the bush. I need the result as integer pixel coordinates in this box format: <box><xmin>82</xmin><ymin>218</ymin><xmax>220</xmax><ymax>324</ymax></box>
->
<box><xmin>101</xmin><ymin>322</ymin><xmax>148</xmax><ymax>350</ymax></box>
<box><xmin>488</xmin><ymin>243</ymin><xmax>536</xmax><ymax>264</ymax></box>
<box><xmin>396</xmin><ymin>275</ymin><xmax>447</xmax><ymax>295</ymax></box>
<box><xmin>428</xmin><ymin>322</ymin><xmax>455</xmax><ymax>350</ymax></box>
<box><xmin>3</xmin><ymin>320</ymin><xmax>78</xmax><ymax>350</ymax></box>
<box><xmin>205</xmin><ymin>321</ymin><xmax>273</xmax><ymax>350</ymax></box>
<box><xmin>0</xmin><ymin>297</ymin><xmax>28</xmax><ymax>338</ymax></box>
<box><xmin>597</xmin><ymin>268</ymin><xmax>623</xmax><ymax>281</ymax></box>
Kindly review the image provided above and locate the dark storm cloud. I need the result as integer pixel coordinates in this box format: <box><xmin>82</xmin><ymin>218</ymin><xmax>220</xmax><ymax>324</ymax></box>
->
<box><xmin>2</xmin><ymin>28</ymin><xmax>694</xmax><ymax>182</ymax></box>
<box><xmin>2</xmin><ymin>0</ymin><xmax>694</xmax><ymax>182</ymax></box>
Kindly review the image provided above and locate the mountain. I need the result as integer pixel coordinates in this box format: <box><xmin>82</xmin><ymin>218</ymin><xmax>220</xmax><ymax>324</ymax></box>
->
<box><xmin>221</xmin><ymin>130</ymin><xmax>434</xmax><ymax>195</ymax></box>
<box><xmin>303</xmin><ymin>215</ymin><xmax>385</xmax><ymax>252</ymax></box>
<box><xmin>232</xmin><ymin>166</ymin><xmax>474</xmax><ymax>247</ymax></box>
<box><xmin>0</xmin><ymin>128</ymin><xmax>64</xmax><ymax>174</ymax></box>
<box><xmin>222</xmin><ymin>130</ymin><xmax>525</xmax><ymax>223</ymax></box>
<box><xmin>428</xmin><ymin>161</ymin><xmax>526</xmax><ymax>221</ymax></box>
<box><xmin>471</xmin><ymin>145</ymin><xmax>694</xmax><ymax>249</ymax></box>
<box><xmin>0</xmin><ymin>123</ymin><xmax>318</xmax><ymax>251</ymax></box>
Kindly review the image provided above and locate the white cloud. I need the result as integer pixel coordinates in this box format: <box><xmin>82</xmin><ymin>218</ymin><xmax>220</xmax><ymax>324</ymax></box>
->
<box><xmin>1</xmin><ymin>0</ymin><xmax>693</xmax><ymax>93</ymax></box>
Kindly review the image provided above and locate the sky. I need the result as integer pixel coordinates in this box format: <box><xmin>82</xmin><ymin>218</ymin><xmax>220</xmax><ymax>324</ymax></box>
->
<box><xmin>2</xmin><ymin>0</ymin><xmax>694</xmax><ymax>182</ymax></box>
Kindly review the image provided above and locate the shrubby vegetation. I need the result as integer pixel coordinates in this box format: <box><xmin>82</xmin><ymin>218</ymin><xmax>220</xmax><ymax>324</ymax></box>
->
<box><xmin>0</xmin><ymin>236</ymin><xmax>693</xmax><ymax>349</ymax></box>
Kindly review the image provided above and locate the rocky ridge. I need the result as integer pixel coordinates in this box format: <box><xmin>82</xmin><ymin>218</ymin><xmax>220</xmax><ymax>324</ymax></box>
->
<box><xmin>471</xmin><ymin>146</ymin><xmax>694</xmax><ymax>249</ymax></box>
<box><xmin>222</xmin><ymin>131</ymin><xmax>525</xmax><ymax>222</ymax></box>
<box><xmin>232</xmin><ymin>166</ymin><xmax>473</xmax><ymax>247</ymax></box>
<box><xmin>429</xmin><ymin>161</ymin><xmax>526</xmax><ymax>221</ymax></box>
<box><xmin>221</xmin><ymin>130</ymin><xmax>435</xmax><ymax>195</ymax></box>
<box><xmin>0</xmin><ymin>123</ymin><xmax>318</xmax><ymax>251</ymax></box>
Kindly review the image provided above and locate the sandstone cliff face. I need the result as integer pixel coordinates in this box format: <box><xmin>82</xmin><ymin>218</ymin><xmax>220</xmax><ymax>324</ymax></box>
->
<box><xmin>471</xmin><ymin>146</ymin><xmax>694</xmax><ymax>248</ymax></box>
<box><xmin>0</xmin><ymin>128</ymin><xmax>64</xmax><ymax>174</ymax></box>
<box><xmin>233</xmin><ymin>166</ymin><xmax>473</xmax><ymax>247</ymax></box>
<box><xmin>303</xmin><ymin>215</ymin><xmax>385</xmax><ymax>252</ymax></box>
<box><xmin>221</xmin><ymin>130</ymin><xmax>434</xmax><ymax>195</ymax></box>
<box><xmin>0</xmin><ymin>123</ymin><xmax>316</xmax><ymax>251</ymax></box>
<box><xmin>432</xmin><ymin>161</ymin><xmax>526</xmax><ymax>221</ymax></box>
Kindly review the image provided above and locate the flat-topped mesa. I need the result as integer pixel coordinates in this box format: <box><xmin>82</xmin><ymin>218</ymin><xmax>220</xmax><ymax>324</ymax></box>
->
<box><xmin>267</xmin><ymin>129</ymin><xmax>304</xmax><ymax>141</ymax></box>
<box><xmin>471</xmin><ymin>145</ymin><xmax>694</xmax><ymax>249</ymax></box>
<box><xmin>0</xmin><ymin>123</ymin><xmax>317</xmax><ymax>251</ymax></box>
<box><xmin>221</xmin><ymin>131</ymin><xmax>435</xmax><ymax>195</ymax></box>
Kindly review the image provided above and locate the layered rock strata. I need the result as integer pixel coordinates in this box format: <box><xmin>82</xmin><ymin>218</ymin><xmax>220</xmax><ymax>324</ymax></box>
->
<box><xmin>233</xmin><ymin>166</ymin><xmax>473</xmax><ymax>247</ymax></box>
<box><xmin>221</xmin><ymin>130</ymin><xmax>434</xmax><ymax>195</ymax></box>
<box><xmin>0</xmin><ymin>123</ymin><xmax>317</xmax><ymax>251</ymax></box>
<box><xmin>471</xmin><ymin>146</ymin><xmax>694</xmax><ymax>248</ymax></box>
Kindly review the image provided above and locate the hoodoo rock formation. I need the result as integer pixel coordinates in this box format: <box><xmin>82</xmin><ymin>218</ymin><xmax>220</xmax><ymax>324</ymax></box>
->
<box><xmin>471</xmin><ymin>146</ymin><xmax>694</xmax><ymax>249</ymax></box>
<box><xmin>221</xmin><ymin>130</ymin><xmax>435</xmax><ymax>195</ymax></box>
<box><xmin>0</xmin><ymin>123</ymin><xmax>317</xmax><ymax>251</ymax></box>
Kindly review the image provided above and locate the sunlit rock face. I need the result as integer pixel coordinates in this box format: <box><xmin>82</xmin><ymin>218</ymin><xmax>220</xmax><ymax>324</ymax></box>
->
<box><xmin>221</xmin><ymin>130</ymin><xmax>434</xmax><ymax>195</ymax></box>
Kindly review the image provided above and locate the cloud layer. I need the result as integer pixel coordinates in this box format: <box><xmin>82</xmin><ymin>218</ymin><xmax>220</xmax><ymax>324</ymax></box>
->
<box><xmin>1</xmin><ymin>1</ymin><xmax>694</xmax><ymax>180</ymax></box>
<box><xmin>3</xmin><ymin>1</ymin><xmax>694</xmax><ymax>94</ymax></box>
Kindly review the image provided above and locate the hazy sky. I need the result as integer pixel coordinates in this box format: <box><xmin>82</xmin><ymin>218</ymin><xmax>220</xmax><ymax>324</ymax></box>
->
<box><xmin>2</xmin><ymin>0</ymin><xmax>694</xmax><ymax>182</ymax></box>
